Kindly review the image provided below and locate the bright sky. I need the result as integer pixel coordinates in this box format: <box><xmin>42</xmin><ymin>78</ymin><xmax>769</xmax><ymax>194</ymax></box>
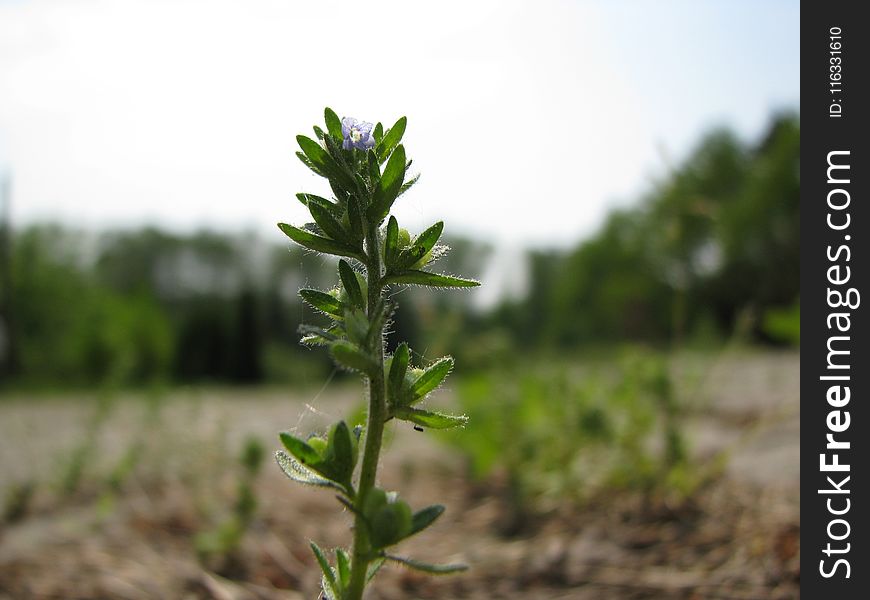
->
<box><xmin>1</xmin><ymin>0</ymin><xmax>799</xmax><ymax>248</ymax></box>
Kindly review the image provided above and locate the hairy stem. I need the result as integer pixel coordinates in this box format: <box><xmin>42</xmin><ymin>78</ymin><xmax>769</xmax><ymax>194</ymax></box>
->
<box><xmin>346</xmin><ymin>221</ymin><xmax>386</xmax><ymax>600</ymax></box>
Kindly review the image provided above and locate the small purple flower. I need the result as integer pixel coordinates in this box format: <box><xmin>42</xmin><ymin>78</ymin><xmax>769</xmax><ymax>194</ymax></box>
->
<box><xmin>341</xmin><ymin>117</ymin><xmax>376</xmax><ymax>151</ymax></box>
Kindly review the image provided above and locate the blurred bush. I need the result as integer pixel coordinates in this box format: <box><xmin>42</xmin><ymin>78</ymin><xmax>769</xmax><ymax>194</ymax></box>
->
<box><xmin>762</xmin><ymin>298</ymin><xmax>800</xmax><ymax>345</ymax></box>
<box><xmin>443</xmin><ymin>351</ymin><xmax>698</xmax><ymax>533</ymax></box>
<box><xmin>491</xmin><ymin>113</ymin><xmax>800</xmax><ymax>348</ymax></box>
<box><xmin>0</xmin><ymin>114</ymin><xmax>798</xmax><ymax>389</ymax></box>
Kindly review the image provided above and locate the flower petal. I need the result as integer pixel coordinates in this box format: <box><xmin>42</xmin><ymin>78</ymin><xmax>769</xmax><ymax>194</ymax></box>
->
<box><xmin>341</xmin><ymin>117</ymin><xmax>357</xmax><ymax>138</ymax></box>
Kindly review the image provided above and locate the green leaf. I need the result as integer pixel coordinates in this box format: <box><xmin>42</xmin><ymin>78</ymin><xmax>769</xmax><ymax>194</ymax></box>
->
<box><xmin>338</xmin><ymin>260</ymin><xmax>364</xmax><ymax>309</ymax></box>
<box><xmin>296</xmin><ymin>151</ymin><xmax>319</xmax><ymax>174</ymax></box>
<box><xmin>367</xmin><ymin>149</ymin><xmax>381</xmax><ymax>183</ymax></box>
<box><xmin>397</xmin><ymin>228</ymin><xmax>411</xmax><ymax>249</ymax></box>
<box><xmin>275</xmin><ymin>451</ymin><xmax>346</xmax><ymax>492</ymax></box>
<box><xmin>396</xmin><ymin>221</ymin><xmax>443</xmax><ymax>270</ymax></box>
<box><xmin>312</xmin><ymin>125</ymin><xmax>326</xmax><ymax>140</ymax></box>
<box><xmin>380</xmin><ymin>144</ymin><xmax>406</xmax><ymax>196</ymax></box>
<box><xmin>343</xmin><ymin>307</ymin><xmax>370</xmax><ymax>346</ymax></box>
<box><xmin>324</xmin><ymin>107</ymin><xmax>343</xmax><ymax>139</ymax></box>
<box><xmin>398</xmin><ymin>173</ymin><xmax>420</xmax><ymax>198</ymax></box>
<box><xmin>307</xmin><ymin>436</ymin><xmax>328</xmax><ymax>455</ymax></box>
<box><xmin>410</xmin><ymin>504</ymin><xmax>445</xmax><ymax>536</ymax></box>
<box><xmin>310</xmin><ymin>541</ymin><xmax>338</xmax><ymax>597</ymax></box>
<box><xmin>354</xmin><ymin>172</ymin><xmax>369</xmax><ymax>197</ymax></box>
<box><xmin>373</xmin><ymin>122</ymin><xmax>384</xmax><ymax>143</ymax></box>
<box><xmin>383</xmin><ymin>270</ymin><xmax>480</xmax><ymax>288</ymax></box>
<box><xmin>336</xmin><ymin>549</ymin><xmax>351</xmax><ymax>589</ymax></box>
<box><xmin>385</xmin><ymin>554</ymin><xmax>468</xmax><ymax>575</ymax></box>
<box><xmin>409</xmin><ymin>356</ymin><xmax>453</xmax><ymax>400</ymax></box>
<box><xmin>324</xmin><ymin>135</ymin><xmax>359</xmax><ymax>188</ymax></box>
<box><xmin>367</xmin><ymin>557</ymin><xmax>386</xmax><ymax>583</ymax></box>
<box><xmin>296</xmin><ymin>135</ymin><xmax>355</xmax><ymax>191</ymax></box>
<box><xmin>377</xmin><ymin>116</ymin><xmax>407</xmax><ymax>163</ymax></box>
<box><xmin>298</xmin><ymin>324</ymin><xmax>339</xmax><ymax>339</ymax></box>
<box><xmin>329</xmin><ymin>179</ymin><xmax>349</xmax><ymax>203</ymax></box>
<box><xmin>368</xmin><ymin>144</ymin><xmax>406</xmax><ymax>223</ymax></box>
<box><xmin>298</xmin><ymin>324</ymin><xmax>340</xmax><ymax>344</ymax></box>
<box><xmin>299</xmin><ymin>289</ymin><xmax>344</xmax><ymax>318</ymax></box>
<box><xmin>330</xmin><ymin>341</ymin><xmax>376</xmax><ymax>375</ymax></box>
<box><xmin>350</xmin><ymin>271</ymin><xmax>369</xmax><ymax>305</ymax></box>
<box><xmin>393</xmin><ymin>408</ymin><xmax>468</xmax><ymax>430</ymax></box>
<box><xmin>308</xmin><ymin>202</ymin><xmax>350</xmax><ymax>244</ymax></box>
<box><xmin>278</xmin><ymin>223</ymin><xmax>364</xmax><ymax>261</ymax></box>
<box><xmin>365</xmin><ymin>492</ymin><xmax>412</xmax><ymax>549</ymax></box>
<box><xmin>327</xmin><ymin>421</ymin><xmax>357</xmax><ymax>482</ymax></box>
<box><xmin>296</xmin><ymin>135</ymin><xmax>332</xmax><ymax>172</ymax></box>
<box><xmin>388</xmin><ymin>343</ymin><xmax>410</xmax><ymax>403</ymax></box>
<box><xmin>296</xmin><ymin>193</ymin><xmax>343</xmax><ymax>219</ymax></box>
<box><xmin>279</xmin><ymin>432</ymin><xmax>321</xmax><ymax>466</ymax></box>
<box><xmin>347</xmin><ymin>196</ymin><xmax>364</xmax><ymax>243</ymax></box>
<box><xmin>384</xmin><ymin>216</ymin><xmax>399</xmax><ymax>269</ymax></box>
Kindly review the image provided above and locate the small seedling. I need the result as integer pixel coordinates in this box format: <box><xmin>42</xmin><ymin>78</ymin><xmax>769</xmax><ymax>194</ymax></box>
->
<box><xmin>195</xmin><ymin>436</ymin><xmax>265</xmax><ymax>573</ymax></box>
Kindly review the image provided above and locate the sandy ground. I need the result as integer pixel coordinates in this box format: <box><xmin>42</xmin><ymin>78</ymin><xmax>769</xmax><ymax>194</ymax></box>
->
<box><xmin>0</xmin><ymin>351</ymin><xmax>799</xmax><ymax>599</ymax></box>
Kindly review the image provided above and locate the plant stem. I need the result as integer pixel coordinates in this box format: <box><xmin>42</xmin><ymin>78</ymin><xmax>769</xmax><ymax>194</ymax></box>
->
<box><xmin>346</xmin><ymin>222</ymin><xmax>386</xmax><ymax>600</ymax></box>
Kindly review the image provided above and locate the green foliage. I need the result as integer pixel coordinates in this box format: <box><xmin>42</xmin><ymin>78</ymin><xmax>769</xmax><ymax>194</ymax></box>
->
<box><xmin>361</xmin><ymin>488</ymin><xmax>413</xmax><ymax>549</ymax></box>
<box><xmin>279</xmin><ymin>421</ymin><xmax>358</xmax><ymax>493</ymax></box>
<box><xmin>2</xmin><ymin>222</ymin><xmax>370</xmax><ymax>388</ymax></box>
<box><xmin>278</xmin><ymin>223</ymin><xmax>365</xmax><ymax>261</ymax></box>
<box><xmin>495</xmin><ymin>114</ymin><xmax>800</xmax><ymax>348</ymax></box>
<box><xmin>408</xmin><ymin>357</ymin><xmax>454</xmax><ymax>399</ymax></box>
<box><xmin>376</xmin><ymin>116</ymin><xmax>407</xmax><ymax>163</ymax></box>
<box><xmin>762</xmin><ymin>298</ymin><xmax>800</xmax><ymax>345</ymax></box>
<box><xmin>445</xmin><ymin>352</ymin><xmax>696</xmax><ymax>524</ymax></box>
<box><xmin>7</xmin><ymin>226</ymin><xmax>174</xmax><ymax>386</ymax></box>
<box><xmin>195</xmin><ymin>436</ymin><xmax>265</xmax><ymax>571</ymax></box>
<box><xmin>383</xmin><ymin>354</ymin><xmax>465</xmax><ymax>429</ymax></box>
<box><xmin>338</xmin><ymin>260</ymin><xmax>365</xmax><ymax>309</ymax></box>
<box><xmin>1</xmin><ymin>115</ymin><xmax>798</xmax><ymax>392</ymax></box>
<box><xmin>382</xmin><ymin>270</ymin><xmax>479</xmax><ymax>288</ymax></box>
<box><xmin>274</xmin><ymin>109</ymin><xmax>477</xmax><ymax>599</ymax></box>
<box><xmin>395</xmin><ymin>221</ymin><xmax>443</xmax><ymax>271</ymax></box>
<box><xmin>324</xmin><ymin>107</ymin><xmax>343</xmax><ymax>140</ymax></box>
<box><xmin>393</xmin><ymin>407</ymin><xmax>468</xmax><ymax>430</ymax></box>
<box><xmin>276</xmin><ymin>451</ymin><xmax>347</xmax><ymax>492</ymax></box>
